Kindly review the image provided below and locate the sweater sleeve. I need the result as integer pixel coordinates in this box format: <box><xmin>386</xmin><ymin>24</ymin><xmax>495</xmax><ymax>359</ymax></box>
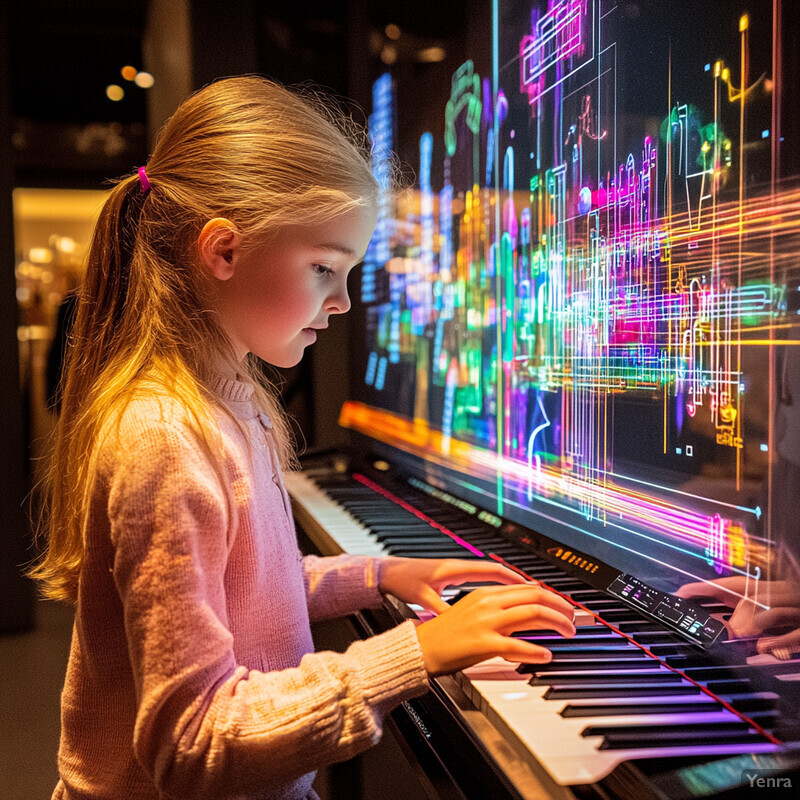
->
<box><xmin>302</xmin><ymin>554</ymin><xmax>386</xmax><ymax>621</ymax></box>
<box><xmin>104</xmin><ymin>413</ymin><xmax>428</xmax><ymax>799</ymax></box>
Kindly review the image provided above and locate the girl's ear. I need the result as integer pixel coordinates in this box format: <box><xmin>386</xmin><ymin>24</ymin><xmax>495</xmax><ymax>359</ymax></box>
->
<box><xmin>198</xmin><ymin>218</ymin><xmax>241</xmax><ymax>280</ymax></box>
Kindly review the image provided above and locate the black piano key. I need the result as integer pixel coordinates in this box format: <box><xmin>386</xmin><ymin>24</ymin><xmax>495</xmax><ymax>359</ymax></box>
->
<box><xmin>705</xmin><ymin>679</ymin><xmax>754</xmax><ymax>695</ymax></box>
<box><xmin>567</xmin><ymin>589</ymin><xmax>610</xmax><ymax>600</ymax></box>
<box><xmin>543</xmin><ymin>645</ymin><xmax>658</xmax><ymax>669</ymax></box>
<box><xmin>543</xmin><ymin>684</ymin><xmax>701</xmax><ymax>700</ymax></box>
<box><xmin>367</xmin><ymin>520</ymin><xmax>440</xmax><ymax>528</ymax></box>
<box><xmin>490</xmin><ymin>544</ymin><xmax>536</xmax><ymax>556</ymax></box>
<box><xmin>342</xmin><ymin>498</ymin><xmax>397</xmax><ymax>506</ymax></box>
<box><xmin>730</xmin><ymin>709</ymin><xmax>780</xmax><ymax>724</ymax></box>
<box><xmin>453</xmin><ymin>532</ymin><xmax>503</xmax><ymax>542</ymax></box>
<box><xmin>369</xmin><ymin>527</ymin><xmax>448</xmax><ymax>537</ymax></box>
<box><xmin>654</xmin><ymin>654</ymin><xmax>715</xmax><ymax>669</ymax></box>
<box><xmin>530</xmin><ymin>671</ymin><xmax>684</xmax><ymax>686</ymax></box>
<box><xmin>590</xmin><ymin>609</ymin><xmax>655</xmax><ymax>622</ymax></box>
<box><xmin>578</xmin><ymin>614</ymin><xmax>639</xmax><ymax>625</ymax></box>
<box><xmin>446</xmin><ymin>527</ymin><xmax>501</xmax><ymax>536</ymax></box>
<box><xmin>616</xmin><ymin>621</ymin><xmax>672</xmax><ymax>634</ymax></box>
<box><xmin>374</xmin><ymin>532</ymin><xmax>460</xmax><ymax>544</ymax></box>
<box><xmin>560</xmin><ymin>701</ymin><xmax>721</xmax><ymax>717</ymax></box>
<box><xmin>347</xmin><ymin>508</ymin><xmax>391</xmax><ymax>517</ymax></box>
<box><xmin>386</xmin><ymin>546</ymin><xmax>475</xmax><ymax>557</ymax></box>
<box><xmin>348</xmin><ymin>506</ymin><xmax>406</xmax><ymax>514</ymax></box>
<box><xmin>519</xmin><ymin>565</ymin><xmax>566</xmax><ymax>574</ymax></box>
<box><xmin>598</xmin><ymin>728</ymin><xmax>769</xmax><ymax>750</ymax></box>
<box><xmin>371</xmin><ymin>531</ymin><xmax>446</xmax><ymax>542</ymax></box>
<box><xmin>512</xmin><ymin>628</ymin><xmax>620</xmax><ymax>640</ymax></box>
<box><xmin>641</xmin><ymin>643</ymin><xmax>699</xmax><ymax>657</ymax></box>
<box><xmin>704</xmin><ymin>694</ymin><xmax>779</xmax><ymax>711</ymax></box>
<box><xmin>373</xmin><ymin>540</ymin><xmax>459</xmax><ymax>550</ymax></box>
<box><xmin>520</xmin><ymin>658</ymin><xmax>661</xmax><ymax>673</ymax></box>
<box><xmin>580</xmin><ymin>602</ymin><xmax>643</xmax><ymax>614</ymax></box>
<box><xmin>526</xmin><ymin>653</ymin><xmax>656</xmax><ymax>668</ymax></box>
<box><xmin>616</xmin><ymin>630</ymin><xmax>685</xmax><ymax>643</ymax></box>
<box><xmin>357</xmin><ymin>516</ymin><xmax>423</xmax><ymax>526</ymax></box>
<box><xmin>372</xmin><ymin>531</ymin><xmax>455</xmax><ymax>542</ymax></box>
<box><xmin>581</xmin><ymin>721</ymin><xmax>753</xmax><ymax>738</ymax></box>
<box><xmin>538</xmin><ymin>578</ymin><xmax>587</xmax><ymax>590</ymax></box>
<box><xmin>520</xmin><ymin>568</ymin><xmax>566</xmax><ymax>578</ymax></box>
<box><xmin>526</xmin><ymin>642</ymin><xmax>646</xmax><ymax>652</ymax></box>
<box><xmin>318</xmin><ymin>487</ymin><xmax>373</xmax><ymax>496</ymax></box>
<box><xmin>526</xmin><ymin>644</ymin><xmax>652</xmax><ymax>657</ymax></box>
<box><xmin>684</xmin><ymin>663</ymin><xmax>800</xmax><ymax>680</ymax></box>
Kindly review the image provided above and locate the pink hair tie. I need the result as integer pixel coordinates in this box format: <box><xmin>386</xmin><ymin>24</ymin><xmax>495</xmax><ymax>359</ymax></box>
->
<box><xmin>137</xmin><ymin>166</ymin><xmax>151</xmax><ymax>194</ymax></box>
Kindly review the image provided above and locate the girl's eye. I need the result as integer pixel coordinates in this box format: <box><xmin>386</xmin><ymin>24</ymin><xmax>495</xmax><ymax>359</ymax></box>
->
<box><xmin>313</xmin><ymin>264</ymin><xmax>333</xmax><ymax>277</ymax></box>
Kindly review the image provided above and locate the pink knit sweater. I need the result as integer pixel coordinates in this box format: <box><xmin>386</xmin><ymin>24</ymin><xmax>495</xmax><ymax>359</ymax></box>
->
<box><xmin>52</xmin><ymin>376</ymin><xmax>428</xmax><ymax>800</ymax></box>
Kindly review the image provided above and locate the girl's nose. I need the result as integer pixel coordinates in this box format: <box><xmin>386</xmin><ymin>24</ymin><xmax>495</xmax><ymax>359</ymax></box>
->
<box><xmin>327</xmin><ymin>284</ymin><xmax>351</xmax><ymax>314</ymax></box>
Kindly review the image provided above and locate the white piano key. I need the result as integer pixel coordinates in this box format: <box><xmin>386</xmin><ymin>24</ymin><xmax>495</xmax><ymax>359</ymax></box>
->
<box><xmin>285</xmin><ymin>471</ymin><xmax>389</xmax><ymax>556</ymax></box>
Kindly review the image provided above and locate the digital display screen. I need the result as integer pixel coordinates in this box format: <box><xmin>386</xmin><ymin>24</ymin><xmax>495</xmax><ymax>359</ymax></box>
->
<box><xmin>345</xmin><ymin>0</ymin><xmax>800</xmax><ymax>616</ymax></box>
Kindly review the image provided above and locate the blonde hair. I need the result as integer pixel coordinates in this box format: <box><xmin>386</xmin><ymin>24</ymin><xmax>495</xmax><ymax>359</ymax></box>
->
<box><xmin>30</xmin><ymin>76</ymin><xmax>380</xmax><ymax>603</ymax></box>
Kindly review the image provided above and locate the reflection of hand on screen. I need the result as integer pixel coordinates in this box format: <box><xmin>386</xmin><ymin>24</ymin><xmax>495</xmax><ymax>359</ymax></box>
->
<box><xmin>677</xmin><ymin>576</ymin><xmax>800</xmax><ymax>659</ymax></box>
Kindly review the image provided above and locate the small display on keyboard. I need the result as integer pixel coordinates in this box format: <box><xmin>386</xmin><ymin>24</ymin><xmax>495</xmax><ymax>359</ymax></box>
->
<box><xmin>607</xmin><ymin>574</ymin><xmax>725</xmax><ymax>646</ymax></box>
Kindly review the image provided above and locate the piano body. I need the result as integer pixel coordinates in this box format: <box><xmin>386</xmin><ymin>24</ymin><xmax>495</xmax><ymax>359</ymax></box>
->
<box><xmin>291</xmin><ymin>0</ymin><xmax>800</xmax><ymax>796</ymax></box>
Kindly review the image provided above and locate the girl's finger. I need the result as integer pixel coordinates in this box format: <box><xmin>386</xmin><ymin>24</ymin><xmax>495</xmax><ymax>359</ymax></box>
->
<box><xmin>494</xmin><ymin>603</ymin><xmax>576</xmax><ymax>638</ymax></box>
<box><xmin>469</xmin><ymin>583</ymin><xmax>576</xmax><ymax>618</ymax></box>
<box><xmin>436</xmin><ymin>560</ymin><xmax>530</xmax><ymax>585</ymax></box>
<box><xmin>491</xmin><ymin>637</ymin><xmax>554</xmax><ymax>665</ymax></box>
<box><xmin>415</xmin><ymin>586</ymin><xmax>451</xmax><ymax>615</ymax></box>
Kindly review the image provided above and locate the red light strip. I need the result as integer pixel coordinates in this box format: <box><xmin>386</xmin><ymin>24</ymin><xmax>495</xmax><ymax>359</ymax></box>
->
<box><xmin>352</xmin><ymin>473</ymin><xmax>485</xmax><ymax>558</ymax></box>
<box><xmin>488</xmin><ymin>552</ymin><xmax>782</xmax><ymax>746</ymax></box>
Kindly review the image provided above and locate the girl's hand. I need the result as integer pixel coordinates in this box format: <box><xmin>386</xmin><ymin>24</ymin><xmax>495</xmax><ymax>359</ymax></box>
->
<box><xmin>415</xmin><ymin>584</ymin><xmax>577</xmax><ymax>676</ymax></box>
<box><xmin>378</xmin><ymin>556</ymin><xmax>531</xmax><ymax>615</ymax></box>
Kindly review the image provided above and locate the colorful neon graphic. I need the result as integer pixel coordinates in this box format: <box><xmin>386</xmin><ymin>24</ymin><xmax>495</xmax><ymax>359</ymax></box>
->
<box><xmin>353</xmin><ymin>0</ymin><xmax>798</xmax><ymax>599</ymax></box>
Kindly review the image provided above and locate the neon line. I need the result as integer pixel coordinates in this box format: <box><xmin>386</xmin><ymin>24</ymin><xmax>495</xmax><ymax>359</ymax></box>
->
<box><xmin>498</xmin><ymin>494</ymin><xmax>766</xmax><ymax>600</ymax></box>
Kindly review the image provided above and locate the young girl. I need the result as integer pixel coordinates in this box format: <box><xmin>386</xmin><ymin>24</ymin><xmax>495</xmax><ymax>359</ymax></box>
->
<box><xmin>31</xmin><ymin>76</ymin><xmax>576</xmax><ymax>800</ymax></box>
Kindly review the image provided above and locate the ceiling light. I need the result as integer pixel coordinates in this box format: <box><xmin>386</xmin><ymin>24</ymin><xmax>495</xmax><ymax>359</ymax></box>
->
<box><xmin>417</xmin><ymin>46</ymin><xmax>446</xmax><ymax>63</ymax></box>
<box><xmin>134</xmin><ymin>71</ymin><xmax>155</xmax><ymax>89</ymax></box>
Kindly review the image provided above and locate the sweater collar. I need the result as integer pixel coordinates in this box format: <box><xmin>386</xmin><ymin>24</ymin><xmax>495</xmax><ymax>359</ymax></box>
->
<box><xmin>209</xmin><ymin>374</ymin><xmax>262</xmax><ymax>422</ymax></box>
<box><xmin>210</xmin><ymin>374</ymin><xmax>254</xmax><ymax>403</ymax></box>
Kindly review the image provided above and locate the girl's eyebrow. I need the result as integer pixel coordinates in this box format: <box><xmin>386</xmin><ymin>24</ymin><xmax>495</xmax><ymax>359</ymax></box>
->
<box><xmin>313</xmin><ymin>243</ymin><xmax>367</xmax><ymax>262</ymax></box>
<box><xmin>314</xmin><ymin>242</ymin><xmax>355</xmax><ymax>255</ymax></box>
